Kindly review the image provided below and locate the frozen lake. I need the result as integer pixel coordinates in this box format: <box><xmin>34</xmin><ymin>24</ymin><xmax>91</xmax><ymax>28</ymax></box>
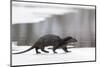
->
<box><xmin>12</xmin><ymin>46</ymin><xmax>95</xmax><ymax>66</ymax></box>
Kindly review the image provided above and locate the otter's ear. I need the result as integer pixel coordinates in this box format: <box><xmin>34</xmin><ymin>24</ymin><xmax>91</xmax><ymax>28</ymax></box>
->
<box><xmin>76</xmin><ymin>39</ymin><xmax>78</xmax><ymax>42</ymax></box>
<box><xmin>73</xmin><ymin>38</ymin><xmax>78</xmax><ymax>42</ymax></box>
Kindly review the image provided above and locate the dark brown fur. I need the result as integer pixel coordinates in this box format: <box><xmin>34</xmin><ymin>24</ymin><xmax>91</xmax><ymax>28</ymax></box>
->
<box><xmin>13</xmin><ymin>34</ymin><xmax>77</xmax><ymax>54</ymax></box>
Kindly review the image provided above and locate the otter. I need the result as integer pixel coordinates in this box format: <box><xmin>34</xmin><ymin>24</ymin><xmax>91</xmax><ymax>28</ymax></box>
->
<box><xmin>12</xmin><ymin>34</ymin><xmax>77</xmax><ymax>54</ymax></box>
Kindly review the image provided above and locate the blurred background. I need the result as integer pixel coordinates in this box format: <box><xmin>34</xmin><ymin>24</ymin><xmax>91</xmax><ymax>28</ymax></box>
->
<box><xmin>11</xmin><ymin>1</ymin><xmax>95</xmax><ymax>48</ymax></box>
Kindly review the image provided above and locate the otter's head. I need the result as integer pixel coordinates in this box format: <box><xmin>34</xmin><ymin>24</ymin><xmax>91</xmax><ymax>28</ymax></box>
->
<box><xmin>63</xmin><ymin>36</ymin><xmax>78</xmax><ymax>45</ymax></box>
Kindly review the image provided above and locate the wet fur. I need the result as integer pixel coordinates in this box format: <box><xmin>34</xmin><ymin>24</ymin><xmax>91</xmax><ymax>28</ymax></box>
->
<box><xmin>13</xmin><ymin>34</ymin><xmax>77</xmax><ymax>54</ymax></box>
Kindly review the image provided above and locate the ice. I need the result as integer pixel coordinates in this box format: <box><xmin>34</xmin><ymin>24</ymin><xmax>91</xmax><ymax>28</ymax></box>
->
<box><xmin>12</xmin><ymin>46</ymin><xmax>95</xmax><ymax>66</ymax></box>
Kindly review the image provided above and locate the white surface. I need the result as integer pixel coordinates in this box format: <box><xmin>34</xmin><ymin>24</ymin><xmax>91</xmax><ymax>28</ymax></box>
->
<box><xmin>12</xmin><ymin>47</ymin><xmax>95</xmax><ymax>66</ymax></box>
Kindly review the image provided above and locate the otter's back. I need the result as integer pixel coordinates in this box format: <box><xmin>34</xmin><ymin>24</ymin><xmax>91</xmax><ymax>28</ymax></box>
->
<box><xmin>34</xmin><ymin>34</ymin><xmax>61</xmax><ymax>47</ymax></box>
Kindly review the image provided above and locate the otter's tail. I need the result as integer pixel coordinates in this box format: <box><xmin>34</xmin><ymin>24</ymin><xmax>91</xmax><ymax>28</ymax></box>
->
<box><xmin>12</xmin><ymin>46</ymin><xmax>34</xmax><ymax>54</ymax></box>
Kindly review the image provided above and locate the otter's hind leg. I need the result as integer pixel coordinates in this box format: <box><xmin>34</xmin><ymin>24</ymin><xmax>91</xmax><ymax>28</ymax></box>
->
<box><xmin>53</xmin><ymin>46</ymin><xmax>58</xmax><ymax>53</ymax></box>
<box><xmin>35</xmin><ymin>48</ymin><xmax>41</xmax><ymax>54</ymax></box>
<box><xmin>41</xmin><ymin>47</ymin><xmax>49</xmax><ymax>53</ymax></box>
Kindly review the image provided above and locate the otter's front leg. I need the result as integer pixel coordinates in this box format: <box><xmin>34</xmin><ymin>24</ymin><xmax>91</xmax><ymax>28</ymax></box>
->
<box><xmin>62</xmin><ymin>47</ymin><xmax>71</xmax><ymax>53</ymax></box>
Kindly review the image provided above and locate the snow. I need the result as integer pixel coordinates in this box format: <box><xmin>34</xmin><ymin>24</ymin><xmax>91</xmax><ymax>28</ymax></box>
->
<box><xmin>12</xmin><ymin>46</ymin><xmax>95</xmax><ymax>66</ymax></box>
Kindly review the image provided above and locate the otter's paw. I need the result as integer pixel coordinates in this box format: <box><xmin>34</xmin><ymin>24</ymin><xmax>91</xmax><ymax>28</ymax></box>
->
<box><xmin>66</xmin><ymin>51</ymin><xmax>71</xmax><ymax>53</ymax></box>
<box><xmin>36</xmin><ymin>52</ymin><xmax>41</xmax><ymax>54</ymax></box>
<box><xmin>54</xmin><ymin>52</ymin><xmax>57</xmax><ymax>54</ymax></box>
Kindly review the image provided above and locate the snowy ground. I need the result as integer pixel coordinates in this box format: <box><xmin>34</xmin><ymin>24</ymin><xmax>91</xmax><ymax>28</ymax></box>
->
<box><xmin>12</xmin><ymin>46</ymin><xmax>95</xmax><ymax>66</ymax></box>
